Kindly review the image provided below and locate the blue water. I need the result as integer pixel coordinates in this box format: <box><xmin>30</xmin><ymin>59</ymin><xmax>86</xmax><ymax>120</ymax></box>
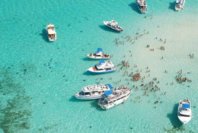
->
<box><xmin>0</xmin><ymin>0</ymin><xmax>198</xmax><ymax>132</ymax></box>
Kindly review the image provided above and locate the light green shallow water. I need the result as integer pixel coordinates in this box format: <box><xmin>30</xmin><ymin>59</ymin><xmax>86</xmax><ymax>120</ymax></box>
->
<box><xmin>0</xmin><ymin>0</ymin><xmax>198</xmax><ymax>133</ymax></box>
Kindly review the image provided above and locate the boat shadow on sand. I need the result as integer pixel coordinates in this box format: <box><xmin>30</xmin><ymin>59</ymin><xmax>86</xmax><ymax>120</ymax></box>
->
<box><xmin>69</xmin><ymin>96</ymin><xmax>91</xmax><ymax>103</ymax></box>
<box><xmin>69</xmin><ymin>96</ymin><xmax>105</xmax><ymax>111</ymax></box>
<box><xmin>169</xmin><ymin>2</ymin><xmax>176</xmax><ymax>11</ymax></box>
<box><xmin>128</xmin><ymin>3</ymin><xmax>141</xmax><ymax>14</ymax></box>
<box><xmin>83</xmin><ymin>71</ymin><xmax>99</xmax><ymax>76</ymax></box>
<box><xmin>82</xmin><ymin>57</ymin><xmax>95</xmax><ymax>61</ymax></box>
<box><xmin>167</xmin><ymin>104</ymin><xmax>183</xmax><ymax>128</ymax></box>
<box><xmin>90</xmin><ymin>100</ymin><xmax>105</xmax><ymax>111</ymax></box>
<box><xmin>99</xmin><ymin>25</ymin><xmax>121</xmax><ymax>33</ymax></box>
<box><xmin>40</xmin><ymin>29</ymin><xmax>49</xmax><ymax>42</ymax></box>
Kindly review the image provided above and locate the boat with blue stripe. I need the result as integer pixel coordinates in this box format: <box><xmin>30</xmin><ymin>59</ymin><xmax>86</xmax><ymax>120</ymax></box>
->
<box><xmin>87</xmin><ymin>48</ymin><xmax>110</xmax><ymax>59</ymax></box>
<box><xmin>177</xmin><ymin>99</ymin><xmax>192</xmax><ymax>124</ymax></box>
<box><xmin>87</xmin><ymin>60</ymin><xmax>116</xmax><ymax>74</ymax></box>
<box><xmin>98</xmin><ymin>86</ymin><xmax>131</xmax><ymax>109</ymax></box>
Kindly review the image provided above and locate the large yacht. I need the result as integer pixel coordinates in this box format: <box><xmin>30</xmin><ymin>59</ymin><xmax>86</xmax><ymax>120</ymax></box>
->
<box><xmin>175</xmin><ymin>0</ymin><xmax>185</xmax><ymax>11</ymax></box>
<box><xmin>75</xmin><ymin>84</ymin><xmax>113</xmax><ymax>100</ymax></box>
<box><xmin>177</xmin><ymin>99</ymin><xmax>192</xmax><ymax>124</ymax></box>
<box><xmin>87</xmin><ymin>48</ymin><xmax>110</xmax><ymax>60</ymax></box>
<box><xmin>87</xmin><ymin>60</ymin><xmax>116</xmax><ymax>74</ymax></box>
<box><xmin>98</xmin><ymin>86</ymin><xmax>131</xmax><ymax>109</ymax></box>
<box><xmin>103</xmin><ymin>20</ymin><xmax>123</xmax><ymax>32</ymax></box>
<box><xmin>46</xmin><ymin>24</ymin><xmax>57</xmax><ymax>41</ymax></box>
<box><xmin>136</xmin><ymin>0</ymin><xmax>147</xmax><ymax>14</ymax></box>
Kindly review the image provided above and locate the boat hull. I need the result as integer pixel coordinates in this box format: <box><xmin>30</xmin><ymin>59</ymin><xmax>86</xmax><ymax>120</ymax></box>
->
<box><xmin>87</xmin><ymin>54</ymin><xmax>110</xmax><ymax>60</ymax></box>
<box><xmin>75</xmin><ymin>93</ymin><xmax>102</xmax><ymax>100</ymax></box>
<box><xmin>87</xmin><ymin>67</ymin><xmax>116</xmax><ymax>74</ymax></box>
<box><xmin>178</xmin><ymin>115</ymin><xmax>192</xmax><ymax>124</ymax></box>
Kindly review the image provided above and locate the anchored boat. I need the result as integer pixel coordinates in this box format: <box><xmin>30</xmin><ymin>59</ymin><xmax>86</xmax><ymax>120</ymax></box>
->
<box><xmin>87</xmin><ymin>48</ymin><xmax>110</xmax><ymax>60</ymax></box>
<box><xmin>175</xmin><ymin>0</ymin><xmax>185</xmax><ymax>11</ymax></box>
<box><xmin>177</xmin><ymin>99</ymin><xmax>192</xmax><ymax>124</ymax></box>
<box><xmin>87</xmin><ymin>60</ymin><xmax>116</xmax><ymax>74</ymax></box>
<box><xmin>75</xmin><ymin>84</ymin><xmax>113</xmax><ymax>100</ymax></box>
<box><xmin>98</xmin><ymin>86</ymin><xmax>131</xmax><ymax>109</ymax></box>
<box><xmin>136</xmin><ymin>0</ymin><xmax>147</xmax><ymax>14</ymax></box>
<box><xmin>103</xmin><ymin>20</ymin><xmax>123</xmax><ymax>32</ymax></box>
<box><xmin>46</xmin><ymin>24</ymin><xmax>57</xmax><ymax>41</ymax></box>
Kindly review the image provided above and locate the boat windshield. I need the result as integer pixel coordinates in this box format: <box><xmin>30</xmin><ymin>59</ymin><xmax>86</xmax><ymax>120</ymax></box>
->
<box><xmin>79</xmin><ymin>91</ymin><xmax>90</xmax><ymax>96</ymax></box>
<box><xmin>179</xmin><ymin>113</ymin><xmax>190</xmax><ymax>117</ymax></box>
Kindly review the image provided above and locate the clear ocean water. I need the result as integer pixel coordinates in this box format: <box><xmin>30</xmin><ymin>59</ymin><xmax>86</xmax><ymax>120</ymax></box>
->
<box><xmin>0</xmin><ymin>0</ymin><xmax>198</xmax><ymax>133</ymax></box>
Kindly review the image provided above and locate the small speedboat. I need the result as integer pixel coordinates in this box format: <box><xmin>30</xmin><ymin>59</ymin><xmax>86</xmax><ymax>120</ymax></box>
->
<box><xmin>98</xmin><ymin>86</ymin><xmax>131</xmax><ymax>109</ymax></box>
<box><xmin>175</xmin><ymin>0</ymin><xmax>185</xmax><ymax>11</ymax></box>
<box><xmin>46</xmin><ymin>24</ymin><xmax>57</xmax><ymax>41</ymax></box>
<box><xmin>87</xmin><ymin>48</ymin><xmax>110</xmax><ymax>60</ymax></box>
<box><xmin>87</xmin><ymin>60</ymin><xmax>116</xmax><ymax>74</ymax></box>
<box><xmin>75</xmin><ymin>84</ymin><xmax>113</xmax><ymax>100</ymax></box>
<box><xmin>136</xmin><ymin>0</ymin><xmax>147</xmax><ymax>14</ymax></box>
<box><xmin>177</xmin><ymin>99</ymin><xmax>192</xmax><ymax>124</ymax></box>
<box><xmin>103</xmin><ymin>20</ymin><xmax>123</xmax><ymax>32</ymax></box>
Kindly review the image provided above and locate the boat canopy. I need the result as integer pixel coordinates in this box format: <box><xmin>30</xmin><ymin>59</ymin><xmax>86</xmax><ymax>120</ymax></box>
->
<box><xmin>96</xmin><ymin>48</ymin><xmax>103</xmax><ymax>53</ymax></box>
<box><xmin>106</xmin><ymin>84</ymin><xmax>113</xmax><ymax>89</ymax></box>
<box><xmin>98</xmin><ymin>60</ymin><xmax>105</xmax><ymax>65</ymax></box>
<box><xmin>104</xmin><ymin>90</ymin><xmax>113</xmax><ymax>96</ymax></box>
<box><xmin>182</xmin><ymin>103</ymin><xmax>190</xmax><ymax>109</ymax></box>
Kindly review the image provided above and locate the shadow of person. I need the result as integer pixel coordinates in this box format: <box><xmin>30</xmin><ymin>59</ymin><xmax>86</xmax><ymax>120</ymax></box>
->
<box><xmin>169</xmin><ymin>2</ymin><xmax>176</xmax><ymax>11</ymax></box>
<box><xmin>40</xmin><ymin>29</ymin><xmax>49</xmax><ymax>42</ymax></box>
<box><xmin>128</xmin><ymin>2</ymin><xmax>141</xmax><ymax>14</ymax></box>
<box><xmin>167</xmin><ymin>103</ymin><xmax>183</xmax><ymax>128</ymax></box>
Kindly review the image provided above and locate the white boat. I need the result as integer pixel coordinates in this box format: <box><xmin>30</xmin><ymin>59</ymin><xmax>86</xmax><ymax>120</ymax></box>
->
<box><xmin>175</xmin><ymin>0</ymin><xmax>185</xmax><ymax>11</ymax></box>
<box><xmin>103</xmin><ymin>20</ymin><xmax>123</xmax><ymax>32</ymax></box>
<box><xmin>177</xmin><ymin>99</ymin><xmax>192</xmax><ymax>124</ymax></box>
<box><xmin>46</xmin><ymin>24</ymin><xmax>57</xmax><ymax>41</ymax></box>
<box><xmin>75</xmin><ymin>84</ymin><xmax>113</xmax><ymax>100</ymax></box>
<box><xmin>136</xmin><ymin>0</ymin><xmax>147</xmax><ymax>14</ymax></box>
<box><xmin>87</xmin><ymin>48</ymin><xmax>110</xmax><ymax>60</ymax></box>
<box><xmin>98</xmin><ymin>86</ymin><xmax>131</xmax><ymax>109</ymax></box>
<box><xmin>87</xmin><ymin>60</ymin><xmax>116</xmax><ymax>74</ymax></box>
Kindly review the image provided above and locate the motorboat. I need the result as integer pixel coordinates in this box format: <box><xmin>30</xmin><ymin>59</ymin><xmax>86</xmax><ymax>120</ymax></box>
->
<box><xmin>46</xmin><ymin>24</ymin><xmax>57</xmax><ymax>41</ymax></box>
<box><xmin>75</xmin><ymin>84</ymin><xmax>113</xmax><ymax>100</ymax></box>
<box><xmin>87</xmin><ymin>48</ymin><xmax>110</xmax><ymax>60</ymax></box>
<box><xmin>136</xmin><ymin>0</ymin><xmax>147</xmax><ymax>14</ymax></box>
<box><xmin>177</xmin><ymin>99</ymin><xmax>192</xmax><ymax>124</ymax></box>
<box><xmin>175</xmin><ymin>0</ymin><xmax>185</xmax><ymax>11</ymax></box>
<box><xmin>98</xmin><ymin>86</ymin><xmax>131</xmax><ymax>109</ymax></box>
<box><xmin>103</xmin><ymin>20</ymin><xmax>123</xmax><ymax>32</ymax></box>
<box><xmin>87</xmin><ymin>60</ymin><xmax>116</xmax><ymax>74</ymax></box>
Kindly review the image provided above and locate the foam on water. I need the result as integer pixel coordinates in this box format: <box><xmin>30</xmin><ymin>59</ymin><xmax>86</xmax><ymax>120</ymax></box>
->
<box><xmin>0</xmin><ymin>0</ymin><xmax>198</xmax><ymax>132</ymax></box>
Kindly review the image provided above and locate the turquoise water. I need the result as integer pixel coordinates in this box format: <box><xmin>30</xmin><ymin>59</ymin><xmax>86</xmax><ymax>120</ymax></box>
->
<box><xmin>0</xmin><ymin>0</ymin><xmax>198</xmax><ymax>132</ymax></box>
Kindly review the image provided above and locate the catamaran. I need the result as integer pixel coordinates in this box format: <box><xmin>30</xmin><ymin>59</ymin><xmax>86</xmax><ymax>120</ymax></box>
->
<box><xmin>136</xmin><ymin>0</ymin><xmax>147</xmax><ymax>14</ymax></box>
<box><xmin>46</xmin><ymin>24</ymin><xmax>57</xmax><ymax>41</ymax></box>
<box><xmin>75</xmin><ymin>84</ymin><xmax>113</xmax><ymax>100</ymax></box>
<box><xmin>175</xmin><ymin>0</ymin><xmax>185</xmax><ymax>11</ymax></box>
<box><xmin>87</xmin><ymin>48</ymin><xmax>110</xmax><ymax>60</ymax></box>
<box><xmin>98</xmin><ymin>86</ymin><xmax>131</xmax><ymax>109</ymax></box>
<box><xmin>87</xmin><ymin>60</ymin><xmax>116</xmax><ymax>74</ymax></box>
<box><xmin>103</xmin><ymin>20</ymin><xmax>123</xmax><ymax>32</ymax></box>
<box><xmin>177</xmin><ymin>99</ymin><xmax>192</xmax><ymax>124</ymax></box>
